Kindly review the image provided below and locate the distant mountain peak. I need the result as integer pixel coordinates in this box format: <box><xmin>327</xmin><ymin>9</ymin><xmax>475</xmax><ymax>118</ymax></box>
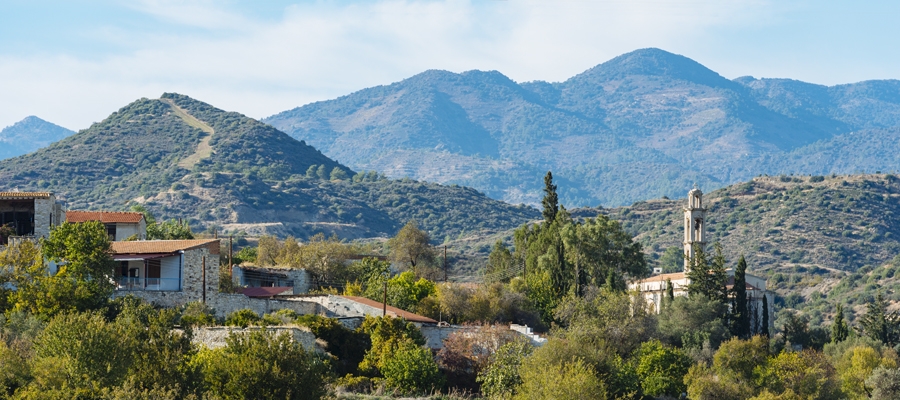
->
<box><xmin>0</xmin><ymin>116</ymin><xmax>74</xmax><ymax>160</ymax></box>
<box><xmin>571</xmin><ymin>47</ymin><xmax>737</xmax><ymax>89</ymax></box>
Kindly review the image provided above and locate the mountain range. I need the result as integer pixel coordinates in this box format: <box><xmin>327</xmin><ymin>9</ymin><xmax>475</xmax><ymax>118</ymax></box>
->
<box><xmin>265</xmin><ymin>48</ymin><xmax>900</xmax><ymax>207</ymax></box>
<box><xmin>0</xmin><ymin>94</ymin><xmax>536</xmax><ymax>240</ymax></box>
<box><xmin>0</xmin><ymin>116</ymin><xmax>74</xmax><ymax>160</ymax></box>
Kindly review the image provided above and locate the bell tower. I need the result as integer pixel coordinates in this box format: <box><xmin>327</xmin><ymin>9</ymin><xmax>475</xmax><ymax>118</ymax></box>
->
<box><xmin>683</xmin><ymin>188</ymin><xmax>706</xmax><ymax>272</ymax></box>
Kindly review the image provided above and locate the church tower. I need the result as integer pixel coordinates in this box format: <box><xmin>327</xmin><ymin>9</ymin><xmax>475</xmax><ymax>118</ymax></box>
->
<box><xmin>683</xmin><ymin>188</ymin><xmax>706</xmax><ymax>272</ymax></box>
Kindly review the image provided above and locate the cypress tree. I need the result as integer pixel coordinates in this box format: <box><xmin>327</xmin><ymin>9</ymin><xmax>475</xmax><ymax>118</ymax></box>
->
<box><xmin>733</xmin><ymin>255</ymin><xmax>749</xmax><ymax>338</ymax></box>
<box><xmin>761</xmin><ymin>294</ymin><xmax>770</xmax><ymax>337</ymax></box>
<box><xmin>665</xmin><ymin>278</ymin><xmax>674</xmax><ymax>302</ymax></box>
<box><xmin>832</xmin><ymin>304</ymin><xmax>849</xmax><ymax>343</ymax></box>
<box><xmin>541</xmin><ymin>171</ymin><xmax>559</xmax><ymax>224</ymax></box>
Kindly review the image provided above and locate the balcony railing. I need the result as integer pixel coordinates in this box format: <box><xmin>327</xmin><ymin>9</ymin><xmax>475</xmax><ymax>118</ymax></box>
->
<box><xmin>115</xmin><ymin>277</ymin><xmax>181</xmax><ymax>292</ymax></box>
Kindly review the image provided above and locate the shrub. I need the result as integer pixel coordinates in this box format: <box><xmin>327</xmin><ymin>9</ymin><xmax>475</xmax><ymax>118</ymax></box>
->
<box><xmin>867</xmin><ymin>366</ymin><xmax>900</xmax><ymax>400</ymax></box>
<box><xmin>634</xmin><ymin>339</ymin><xmax>692</xmax><ymax>397</ymax></box>
<box><xmin>379</xmin><ymin>339</ymin><xmax>444</xmax><ymax>395</ymax></box>
<box><xmin>195</xmin><ymin>330</ymin><xmax>328</xmax><ymax>400</ymax></box>
<box><xmin>295</xmin><ymin>315</ymin><xmax>369</xmax><ymax>375</ymax></box>
<box><xmin>224</xmin><ymin>309</ymin><xmax>261</xmax><ymax>327</ymax></box>
<box><xmin>179</xmin><ymin>301</ymin><xmax>217</xmax><ymax>327</ymax></box>
<box><xmin>477</xmin><ymin>340</ymin><xmax>534</xmax><ymax>398</ymax></box>
<box><xmin>515</xmin><ymin>358</ymin><xmax>606</xmax><ymax>400</ymax></box>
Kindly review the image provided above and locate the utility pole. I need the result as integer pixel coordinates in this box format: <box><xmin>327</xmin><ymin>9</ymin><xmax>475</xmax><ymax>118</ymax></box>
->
<box><xmin>201</xmin><ymin>256</ymin><xmax>207</xmax><ymax>304</ymax></box>
<box><xmin>443</xmin><ymin>245</ymin><xmax>448</xmax><ymax>281</ymax></box>
<box><xmin>382</xmin><ymin>279</ymin><xmax>388</xmax><ymax>317</ymax></box>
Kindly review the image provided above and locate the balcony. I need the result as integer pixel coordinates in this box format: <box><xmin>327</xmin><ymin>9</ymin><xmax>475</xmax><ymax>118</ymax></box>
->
<box><xmin>115</xmin><ymin>277</ymin><xmax>181</xmax><ymax>292</ymax></box>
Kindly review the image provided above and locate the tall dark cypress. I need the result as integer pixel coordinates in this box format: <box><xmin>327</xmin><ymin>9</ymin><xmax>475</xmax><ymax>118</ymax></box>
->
<box><xmin>541</xmin><ymin>171</ymin><xmax>559</xmax><ymax>224</ymax></box>
<box><xmin>762</xmin><ymin>294</ymin><xmax>770</xmax><ymax>337</ymax></box>
<box><xmin>832</xmin><ymin>304</ymin><xmax>849</xmax><ymax>343</ymax></box>
<box><xmin>733</xmin><ymin>255</ymin><xmax>749</xmax><ymax>338</ymax></box>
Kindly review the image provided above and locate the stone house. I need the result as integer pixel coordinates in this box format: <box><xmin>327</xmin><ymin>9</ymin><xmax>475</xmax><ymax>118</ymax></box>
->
<box><xmin>65</xmin><ymin>211</ymin><xmax>147</xmax><ymax>241</ymax></box>
<box><xmin>0</xmin><ymin>191</ymin><xmax>64</xmax><ymax>243</ymax></box>
<box><xmin>110</xmin><ymin>239</ymin><xmax>220</xmax><ymax>307</ymax></box>
<box><xmin>231</xmin><ymin>265</ymin><xmax>310</xmax><ymax>295</ymax></box>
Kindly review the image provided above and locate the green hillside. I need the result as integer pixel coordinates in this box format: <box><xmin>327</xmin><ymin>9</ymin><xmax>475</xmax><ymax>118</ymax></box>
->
<box><xmin>266</xmin><ymin>48</ymin><xmax>900</xmax><ymax>208</ymax></box>
<box><xmin>0</xmin><ymin>94</ymin><xmax>536</xmax><ymax>240</ymax></box>
<box><xmin>576</xmin><ymin>174</ymin><xmax>900</xmax><ymax>273</ymax></box>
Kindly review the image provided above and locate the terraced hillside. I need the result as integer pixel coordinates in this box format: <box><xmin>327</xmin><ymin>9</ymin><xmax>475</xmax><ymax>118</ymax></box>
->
<box><xmin>0</xmin><ymin>94</ymin><xmax>537</xmax><ymax>240</ymax></box>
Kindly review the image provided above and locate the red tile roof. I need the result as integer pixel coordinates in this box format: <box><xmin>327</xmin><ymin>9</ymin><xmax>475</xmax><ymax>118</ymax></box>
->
<box><xmin>66</xmin><ymin>211</ymin><xmax>144</xmax><ymax>224</ymax></box>
<box><xmin>339</xmin><ymin>295</ymin><xmax>438</xmax><ymax>324</ymax></box>
<box><xmin>0</xmin><ymin>192</ymin><xmax>52</xmax><ymax>199</ymax></box>
<box><xmin>635</xmin><ymin>272</ymin><xmax>687</xmax><ymax>284</ymax></box>
<box><xmin>111</xmin><ymin>239</ymin><xmax>220</xmax><ymax>255</ymax></box>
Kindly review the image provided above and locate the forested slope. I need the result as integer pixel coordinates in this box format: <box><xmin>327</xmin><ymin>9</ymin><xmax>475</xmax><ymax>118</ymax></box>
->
<box><xmin>0</xmin><ymin>94</ymin><xmax>537</xmax><ymax>240</ymax></box>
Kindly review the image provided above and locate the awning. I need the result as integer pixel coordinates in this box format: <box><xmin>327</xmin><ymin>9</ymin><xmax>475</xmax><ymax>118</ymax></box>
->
<box><xmin>112</xmin><ymin>253</ymin><xmax>175</xmax><ymax>261</ymax></box>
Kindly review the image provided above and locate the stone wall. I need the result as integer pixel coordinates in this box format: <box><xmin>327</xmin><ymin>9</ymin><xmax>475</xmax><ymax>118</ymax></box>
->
<box><xmin>419</xmin><ymin>325</ymin><xmax>465</xmax><ymax>349</ymax></box>
<box><xmin>32</xmin><ymin>197</ymin><xmax>53</xmax><ymax>238</ymax></box>
<box><xmin>207</xmin><ymin>294</ymin><xmax>321</xmax><ymax>318</ymax></box>
<box><xmin>192</xmin><ymin>326</ymin><xmax>321</xmax><ymax>353</ymax></box>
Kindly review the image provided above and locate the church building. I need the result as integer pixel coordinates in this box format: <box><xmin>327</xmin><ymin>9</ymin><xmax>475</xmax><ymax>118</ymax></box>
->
<box><xmin>628</xmin><ymin>189</ymin><xmax>774</xmax><ymax>333</ymax></box>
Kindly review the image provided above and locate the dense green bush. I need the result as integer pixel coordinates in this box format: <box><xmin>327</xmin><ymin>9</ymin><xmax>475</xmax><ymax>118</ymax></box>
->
<box><xmin>224</xmin><ymin>308</ymin><xmax>262</xmax><ymax>327</ymax></box>
<box><xmin>195</xmin><ymin>330</ymin><xmax>328</xmax><ymax>400</ymax></box>
<box><xmin>380</xmin><ymin>339</ymin><xmax>444</xmax><ymax>395</ymax></box>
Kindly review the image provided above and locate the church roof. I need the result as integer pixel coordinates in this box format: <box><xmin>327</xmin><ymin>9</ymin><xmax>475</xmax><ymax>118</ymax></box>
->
<box><xmin>634</xmin><ymin>271</ymin><xmax>765</xmax><ymax>291</ymax></box>
<box><xmin>634</xmin><ymin>272</ymin><xmax>687</xmax><ymax>284</ymax></box>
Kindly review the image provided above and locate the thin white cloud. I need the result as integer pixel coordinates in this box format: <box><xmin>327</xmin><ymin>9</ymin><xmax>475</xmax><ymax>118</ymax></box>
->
<box><xmin>0</xmin><ymin>0</ymin><xmax>866</xmax><ymax>131</ymax></box>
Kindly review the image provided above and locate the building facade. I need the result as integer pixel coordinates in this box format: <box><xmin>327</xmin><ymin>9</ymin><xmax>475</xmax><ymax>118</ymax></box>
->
<box><xmin>629</xmin><ymin>189</ymin><xmax>774</xmax><ymax>333</ymax></box>
<box><xmin>65</xmin><ymin>211</ymin><xmax>147</xmax><ymax>241</ymax></box>
<box><xmin>110</xmin><ymin>239</ymin><xmax>220</xmax><ymax>307</ymax></box>
<box><xmin>0</xmin><ymin>191</ymin><xmax>64</xmax><ymax>242</ymax></box>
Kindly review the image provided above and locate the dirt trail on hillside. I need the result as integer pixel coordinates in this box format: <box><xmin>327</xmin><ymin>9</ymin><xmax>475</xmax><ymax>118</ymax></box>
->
<box><xmin>163</xmin><ymin>98</ymin><xmax>215</xmax><ymax>169</ymax></box>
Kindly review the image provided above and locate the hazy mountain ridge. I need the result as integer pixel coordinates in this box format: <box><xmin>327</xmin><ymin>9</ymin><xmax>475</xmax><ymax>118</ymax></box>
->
<box><xmin>265</xmin><ymin>48</ymin><xmax>900</xmax><ymax>207</ymax></box>
<box><xmin>0</xmin><ymin>116</ymin><xmax>74</xmax><ymax>160</ymax></box>
<box><xmin>0</xmin><ymin>94</ymin><xmax>536</xmax><ymax>240</ymax></box>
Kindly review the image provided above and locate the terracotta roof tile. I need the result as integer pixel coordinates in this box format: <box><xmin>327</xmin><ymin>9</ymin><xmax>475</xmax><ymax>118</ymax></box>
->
<box><xmin>0</xmin><ymin>192</ymin><xmax>52</xmax><ymax>199</ymax></box>
<box><xmin>635</xmin><ymin>272</ymin><xmax>687</xmax><ymax>284</ymax></box>
<box><xmin>339</xmin><ymin>295</ymin><xmax>438</xmax><ymax>324</ymax></box>
<box><xmin>111</xmin><ymin>239</ymin><xmax>220</xmax><ymax>255</ymax></box>
<box><xmin>66</xmin><ymin>211</ymin><xmax>145</xmax><ymax>224</ymax></box>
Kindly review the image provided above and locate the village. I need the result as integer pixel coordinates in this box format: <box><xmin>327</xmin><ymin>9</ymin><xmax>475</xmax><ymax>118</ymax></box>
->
<box><xmin>0</xmin><ymin>184</ymin><xmax>814</xmax><ymax>399</ymax></box>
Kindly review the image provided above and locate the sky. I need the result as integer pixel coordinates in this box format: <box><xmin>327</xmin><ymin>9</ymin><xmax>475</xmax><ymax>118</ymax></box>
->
<box><xmin>1</xmin><ymin>0</ymin><xmax>898</xmax><ymax>131</ymax></box>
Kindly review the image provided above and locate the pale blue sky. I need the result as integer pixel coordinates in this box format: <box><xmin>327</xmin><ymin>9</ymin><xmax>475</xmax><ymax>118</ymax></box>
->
<box><xmin>1</xmin><ymin>0</ymin><xmax>898</xmax><ymax>130</ymax></box>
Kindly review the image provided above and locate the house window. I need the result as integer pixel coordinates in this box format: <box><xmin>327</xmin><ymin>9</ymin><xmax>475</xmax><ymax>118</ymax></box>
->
<box><xmin>147</xmin><ymin>259</ymin><xmax>161</xmax><ymax>279</ymax></box>
<box><xmin>105</xmin><ymin>224</ymin><xmax>117</xmax><ymax>241</ymax></box>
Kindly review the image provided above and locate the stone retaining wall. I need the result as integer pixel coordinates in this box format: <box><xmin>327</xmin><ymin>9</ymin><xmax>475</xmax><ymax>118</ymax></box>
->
<box><xmin>193</xmin><ymin>326</ymin><xmax>321</xmax><ymax>353</ymax></box>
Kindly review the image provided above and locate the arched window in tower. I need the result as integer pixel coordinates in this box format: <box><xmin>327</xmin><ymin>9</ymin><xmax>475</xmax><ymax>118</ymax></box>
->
<box><xmin>694</xmin><ymin>218</ymin><xmax>702</xmax><ymax>240</ymax></box>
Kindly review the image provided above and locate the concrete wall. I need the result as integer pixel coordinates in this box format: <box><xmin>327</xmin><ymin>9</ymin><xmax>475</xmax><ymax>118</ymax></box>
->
<box><xmin>114</xmin><ymin>222</ymin><xmax>145</xmax><ymax>241</ymax></box>
<box><xmin>193</xmin><ymin>326</ymin><xmax>321</xmax><ymax>353</ymax></box>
